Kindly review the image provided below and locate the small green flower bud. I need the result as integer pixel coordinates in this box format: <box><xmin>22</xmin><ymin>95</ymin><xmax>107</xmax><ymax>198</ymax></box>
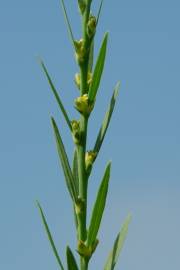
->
<box><xmin>71</xmin><ymin>120</ymin><xmax>81</xmax><ymax>145</ymax></box>
<box><xmin>77</xmin><ymin>238</ymin><xmax>99</xmax><ymax>258</ymax></box>
<box><xmin>78</xmin><ymin>0</ymin><xmax>86</xmax><ymax>15</ymax></box>
<box><xmin>74</xmin><ymin>94</ymin><xmax>94</xmax><ymax>116</ymax></box>
<box><xmin>74</xmin><ymin>72</ymin><xmax>92</xmax><ymax>91</ymax></box>
<box><xmin>87</xmin><ymin>72</ymin><xmax>93</xmax><ymax>87</ymax></box>
<box><xmin>74</xmin><ymin>39</ymin><xmax>86</xmax><ymax>64</ymax></box>
<box><xmin>74</xmin><ymin>73</ymin><xmax>81</xmax><ymax>90</ymax></box>
<box><xmin>85</xmin><ymin>151</ymin><xmax>97</xmax><ymax>171</ymax></box>
<box><xmin>87</xmin><ymin>15</ymin><xmax>96</xmax><ymax>38</ymax></box>
<box><xmin>77</xmin><ymin>241</ymin><xmax>91</xmax><ymax>258</ymax></box>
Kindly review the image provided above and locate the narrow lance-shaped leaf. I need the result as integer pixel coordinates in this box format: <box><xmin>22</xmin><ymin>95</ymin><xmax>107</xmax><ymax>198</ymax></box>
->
<box><xmin>40</xmin><ymin>60</ymin><xmax>72</xmax><ymax>131</ymax></box>
<box><xmin>72</xmin><ymin>149</ymin><xmax>79</xmax><ymax>231</ymax></box>
<box><xmin>72</xmin><ymin>149</ymin><xmax>79</xmax><ymax>194</ymax></box>
<box><xmin>94</xmin><ymin>82</ymin><xmax>120</xmax><ymax>155</ymax></box>
<box><xmin>104</xmin><ymin>214</ymin><xmax>132</xmax><ymax>270</ymax></box>
<box><xmin>66</xmin><ymin>246</ymin><xmax>79</xmax><ymax>270</ymax></box>
<box><xmin>60</xmin><ymin>0</ymin><xmax>75</xmax><ymax>48</ymax></box>
<box><xmin>88</xmin><ymin>32</ymin><xmax>109</xmax><ymax>102</ymax></box>
<box><xmin>97</xmin><ymin>0</ymin><xmax>105</xmax><ymax>26</ymax></box>
<box><xmin>37</xmin><ymin>201</ymin><xmax>65</xmax><ymax>270</ymax></box>
<box><xmin>87</xmin><ymin>162</ymin><xmax>111</xmax><ymax>246</ymax></box>
<box><xmin>51</xmin><ymin>117</ymin><xmax>78</xmax><ymax>202</ymax></box>
<box><xmin>73</xmin><ymin>204</ymin><xmax>78</xmax><ymax>232</ymax></box>
<box><xmin>88</xmin><ymin>39</ymin><xmax>94</xmax><ymax>72</ymax></box>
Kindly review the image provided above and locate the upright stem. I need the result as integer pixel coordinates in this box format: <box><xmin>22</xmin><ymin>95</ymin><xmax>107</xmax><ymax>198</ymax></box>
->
<box><xmin>77</xmin><ymin>115</ymin><xmax>88</xmax><ymax>242</ymax></box>
<box><xmin>76</xmin><ymin>1</ymin><xmax>92</xmax><ymax>269</ymax></box>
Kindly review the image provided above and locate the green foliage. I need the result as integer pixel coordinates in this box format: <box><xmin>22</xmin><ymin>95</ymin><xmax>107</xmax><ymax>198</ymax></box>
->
<box><xmin>37</xmin><ymin>201</ymin><xmax>65</xmax><ymax>270</ymax></box>
<box><xmin>37</xmin><ymin>1</ymin><xmax>131</xmax><ymax>270</ymax></box>
<box><xmin>72</xmin><ymin>149</ymin><xmax>79</xmax><ymax>194</ymax></box>
<box><xmin>94</xmin><ymin>82</ymin><xmax>120</xmax><ymax>155</ymax></box>
<box><xmin>66</xmin><ymin>246</ymin><xmax>79</xmax><ymax>270</ymax></box>
<box><xmin>60</xmin><ymin>0</ymin><xmax>75</xmax><ymax>47</ymax></box>
<box><xmin>40</xmin><ymin>60</ymin><xmax>72</xmax><ymax>131</ymax></box>
<box><xmin>51</xmin><ymin>117</ymin><xmax>78</xmax><ymax>202</ymax></box>
<box><xmin>87</xmin><ymin>162</ymin><xmax>111</xmax><ymax>247</ymax></box>
<box><xmin>104</xmin><ymin>214</ymin><xmax>132</xmax><ymax>270</ymax></box>
<box><xmin>97</xmin><ymin>0</ymin><xmax>105</xmax><ymax>25</ymax></box>
<box><xmin>88</xmin><ymin>32</ymin><xmax>108</xmax><ymax>103</ymax></box>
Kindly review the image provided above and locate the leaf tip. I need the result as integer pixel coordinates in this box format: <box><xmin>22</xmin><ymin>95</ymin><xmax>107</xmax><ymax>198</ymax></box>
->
<box><xmin>107</xmin><ymin>160</ymin><xmax>112</xmax><ymax>169</ymax></box>
<box><xmin>126</xmin><ymin>213</ymin><xmax>132</xmax><ymax>223</ymax></box>
<box><xmin>50</xmin><ymin>116</ymin><xmax>55</xmax><ymax>125</ymax></box>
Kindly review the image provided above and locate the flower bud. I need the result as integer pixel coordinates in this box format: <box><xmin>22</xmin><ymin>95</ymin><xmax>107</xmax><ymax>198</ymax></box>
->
<box><xmin>77</xmin><ymin>238</ymin><xmax>99</xmax><ymax>258</ymax></box>
<box><xmin>87</xmin><ymin>72</ymin><xmax>93</xmax><ymax>87</ymax></box>
<box><xmin>74</xmin><ymin>94</ymin><xmax>94</xmax><ymax>116</ymax></box>
<box><xmin>74</xmin><ymin>72</ymin><xmax>92</xmax><ymax>91</ymax></box>
<box><xmin>77</xmin><ymin>241</ymin><xmax>91</xmax><ymax>258</ymax></box>
<box><xmin>71</xmin><ymin>120</ymin><xmax>81</xmax><ymax>145</ymax></box>
<box><xmin>87</xmin><ymin>15</ymin><xmax>96</xmax><ymax>38</ymax></box>
<box><xmin>85</xmin><ymin>151</ymin><xmax>97</xmax><ymax>171</ymax></box>
<box><xmin>74</xmin><ymin>73</ymin><xmax>81</xmax><ymax>90</ymax></box>
<box><xmin>74</xmin><ymin>39</ymin><xmax>86</xmax><ymax>64</ymax></box>
<box><xmin>78</xmin><ymin>0</ymin><xmax>86</xmax><ymax>15</ymax></box>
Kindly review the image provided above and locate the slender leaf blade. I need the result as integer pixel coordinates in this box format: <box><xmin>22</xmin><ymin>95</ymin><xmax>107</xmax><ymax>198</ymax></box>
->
<box><xmin>88</xmin><ymin>32</ymin><xmax>109</xmax><ymax>102</ymax></box>
<box><xmin>37</xmin><ymin>201</ymin><xmax>65</xmax><ymax>270</ymax></box>
<box><xmin>60</xmin><ymin>0</ymin><xmax>75</xmax><ymax>47</ymax></box>
<box><xmin>94</xmin><ymin>82</ymin><xmax>120</xmax><ymax>154</ymax></box>
<box><xmin>88</xmin><ymin>40</ymin><xmax>94</xmax><ymax>72</ymax></box>
<box><xmin>97</xmin><ymin>0</ymin><xmax>105</xmax><ymax>26</ymax></box>
<box><xmin>87</xmin><ymin>162</ymin><xmax>111</xmax><ymax>246</ymax></box>
<box><xmin>72</xmin><ymin>149</ymin><xmax>79</xmax><ymax>231</ymax></box>
<box><xmin>66</xmin><ymin>246</ymin><xmax>79</xmax><ymax>270</ymax></box>
<box><xmin>51</xmin><ymin>117</ymin><xmax>78</xmax><ymax>202</ymax></box>
<box><xmin>104</xmin><ymin>214</ymin><xmax>132</xmax><ymax>270</ymax></box>
<box><xmin>40</xmin><ymin>60</ymin><xmax>72</xmax><ymax>131</ymax></box>
<box><xmin>72</xmin><ymin>149</ymin><xmax>79</xmax><ymax>194</ymax></box>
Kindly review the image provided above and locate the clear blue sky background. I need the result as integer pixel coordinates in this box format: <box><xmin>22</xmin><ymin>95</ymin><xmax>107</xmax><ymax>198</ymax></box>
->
<box><xmin>0</xmin><ymin>0</ymin><xmax>179</xmax><ymax>269</ymax></box>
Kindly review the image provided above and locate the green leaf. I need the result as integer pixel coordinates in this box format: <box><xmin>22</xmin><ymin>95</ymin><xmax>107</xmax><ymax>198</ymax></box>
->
<box><xmin>66</xmin><ymin>246</ymin><xmax>79</xmax><ymax>270</ymax></box>
<box><xmin>37</xmin><ymin>201</ymin><xmax>65</xmax><ymax>270</ymax></box>
<box><xmin>73</xmin><ymin>204</ymin><xmax>78</xmax><ymax>231</ymax></box>
<box><xmin>94</xmin><ymin>82</ymin><xmax>120</xmax><ymax>154</ymax></box>
<box><xmin>87</xmin><ymin>162</ymin><xmax>111</xmax><ymax>246</ymax></box>
<box><xmin>97</xmin><ymin>0</ymin><xmax>105</xmax><ymax>26</ymax></box>
<box><xmin>88</xmin><ymin>32</ymin><xmax>109</xmax><ymax>102</ymax></box>
<box><xmin>88</xmin><ymin>40</ymin><xmax>94</xmax><ymax>72</ymax></box>
<box><xmin>72</xmin><ymin>149</ymin><xmax>79</xmax><ymax>231</ymax></box>
<box><xmin>60</xmin><ymin>0</ymin><xmax>75</xmax><ymax>48</ymax></box>
<box><xmin>104</xmin><ymin>214</ymin><xmax>132</xmax><ymax>270</ymax></box>
<box><xmin>51</xmin><ymin>117</ymin><xmax>78</xmax><ymax>202</ymax></box>
<box><xmin>40</xmin><ymin>60</ymin><xmax>72</xmax><ymax>131</ymax></box>
<box><xmin>72</xmin><ymin>149</ymin><xmax>79</xmax><ymax>195</ymax></box>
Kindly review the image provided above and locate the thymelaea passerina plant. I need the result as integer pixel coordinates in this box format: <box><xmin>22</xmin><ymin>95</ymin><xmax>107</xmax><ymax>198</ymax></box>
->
<box><xmin>37</xmin><ymin>0</ymin><xmax>131</xmax><ymax>269</ymax></box>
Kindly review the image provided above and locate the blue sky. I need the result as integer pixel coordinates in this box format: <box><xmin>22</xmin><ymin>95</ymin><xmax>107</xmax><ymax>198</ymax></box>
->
<box><xmin>0</xmin><ymin>0</ymin><xmax>179</xmax><ymax>269</ymax></box>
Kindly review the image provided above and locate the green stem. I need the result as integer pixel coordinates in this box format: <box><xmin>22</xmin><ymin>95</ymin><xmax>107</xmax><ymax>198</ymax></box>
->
<box><xmin>81</xmin><ymin>257</ymin><xmax>89</xmax><ymax>270</ymax></box>
<box><xmin>77</xmin><ymin>115</ymin><xmax>88</xmax><ymax>242</ymax></box>
<box><xmin>77</xmin><ymin>2</ymin><xmax>92</xmax><ymax>270</ymax></box>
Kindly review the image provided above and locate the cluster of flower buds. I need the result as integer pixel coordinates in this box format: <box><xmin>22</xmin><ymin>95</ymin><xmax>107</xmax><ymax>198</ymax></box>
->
<box><xmin>71</xmin><ymin>120</ymin><xmax>81</xmax><ymax>145</ymax></box>
<box><xmin>74</xmin><ymin>94</ymin><xmax>94</xmax><ymax>117</ymax></box>
<box><xmin>85</xmin><ymin>151</ymin><xmax>97</xmax><ymax>171</ymax></box>
<box><xmin>74</xmin><ymin>39</ymin><xmax>86</xmax><ymax>64</ymax></box>
<box><xmin>74</xmin><ymin>72</ymin><xmax>93</xmax><ymax>90</ymax></box>
<box><xmin>87</xmin><ymin>15</ymin><xmax>96</xmax><ymax>38</ymax></box>
<box><xmin>78</xmin><ymin>0</ymin><xmax>86</xmax><ymax>15</ymax></box>
<box><xmin>77</xmin><ymin>239</ymin><xmax>99</xmax><ymax>259</ymax></box>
